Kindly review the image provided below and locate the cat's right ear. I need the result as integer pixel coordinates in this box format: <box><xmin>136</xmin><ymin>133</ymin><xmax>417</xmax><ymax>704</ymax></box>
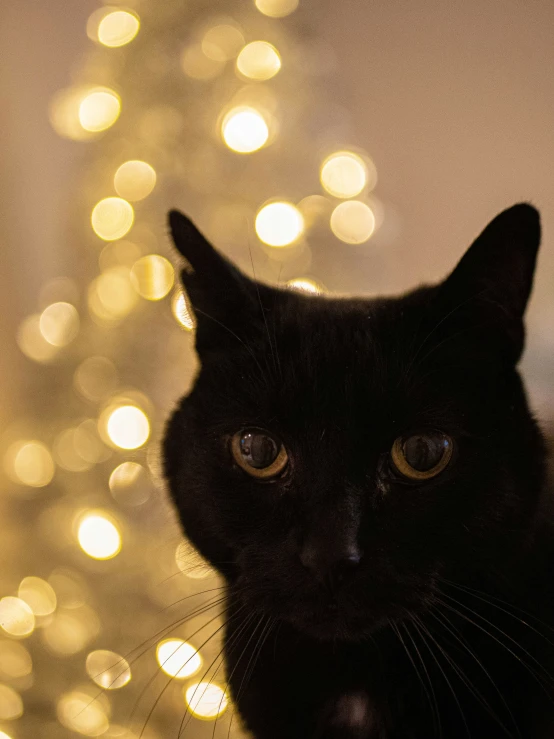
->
<box><xmin>168</xmin><ymin>210</ymin><xmax>273</xmax><ymax>354</ymax></box>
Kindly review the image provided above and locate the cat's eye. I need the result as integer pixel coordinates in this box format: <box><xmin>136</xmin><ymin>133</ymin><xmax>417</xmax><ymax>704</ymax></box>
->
<box><xmin>391</xmin><ymin>431</ymin><xmax>453</xmax><ymax>480</ymax></box>
<box><xmin>230</xmin><ymin>428</ymin><xmax>288</xmax><ymax>479</ymax></box>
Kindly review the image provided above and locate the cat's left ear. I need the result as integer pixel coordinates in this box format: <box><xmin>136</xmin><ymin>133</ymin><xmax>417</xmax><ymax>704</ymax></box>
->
<box><xmin>168</xmin><ymin>209</ymin><xmax>274</xmax><ymax>354</ymax></box>
<box><xmin>438</xmin><ymin>203</ymin><xmax>541</xmax><ymax>363</ymax></box>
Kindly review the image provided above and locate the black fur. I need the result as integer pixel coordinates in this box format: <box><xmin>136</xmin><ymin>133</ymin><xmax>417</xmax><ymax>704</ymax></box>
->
<box><xmin>163</xmin><ymin>204</ymin><xmax>554</xmax><ymax>738</ymax></box>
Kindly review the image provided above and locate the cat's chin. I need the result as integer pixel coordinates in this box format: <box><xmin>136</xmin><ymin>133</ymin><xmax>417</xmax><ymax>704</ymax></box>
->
<box><xmin>285</xmin><ymin>605</ymin><xmax>388</xmax><ymax>642</ymax></box>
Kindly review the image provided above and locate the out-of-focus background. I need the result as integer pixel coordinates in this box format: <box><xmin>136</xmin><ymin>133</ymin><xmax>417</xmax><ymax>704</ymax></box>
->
<box><xmin>1</xmin><ymin>1</ymin><xmax>553</xmax><ymax>738</ymax></box>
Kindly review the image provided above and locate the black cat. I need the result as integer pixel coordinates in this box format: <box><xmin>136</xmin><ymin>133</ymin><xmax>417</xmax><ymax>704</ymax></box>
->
<box><xmin>163</xmin><ymin>204</ymin><xmax>554</xmax><ymax>738</ymax></box>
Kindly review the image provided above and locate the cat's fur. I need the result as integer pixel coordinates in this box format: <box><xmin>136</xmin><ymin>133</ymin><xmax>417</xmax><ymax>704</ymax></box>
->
<box><xmin>163</xmin><ymin>204</ymin><xmax>554</xmax><ymax>738</ymax></box>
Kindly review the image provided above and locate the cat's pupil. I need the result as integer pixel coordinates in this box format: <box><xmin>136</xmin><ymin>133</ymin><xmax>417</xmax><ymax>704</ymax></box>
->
<box><xmin>240</xmin><ymin>431</ymin><xmax>279</xmax><ymax>469</ymax></box>
<box><xmin>403</xmin><ymin>432</ymin><xmax>446</xmax><ymax>471</ymax></box>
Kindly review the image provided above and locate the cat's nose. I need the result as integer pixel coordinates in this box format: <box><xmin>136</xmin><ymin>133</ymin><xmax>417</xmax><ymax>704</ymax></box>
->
<box><xmin>299</xmin><ymin>542</ymin><xmax>362</xmax><ymax>591</ymax></box>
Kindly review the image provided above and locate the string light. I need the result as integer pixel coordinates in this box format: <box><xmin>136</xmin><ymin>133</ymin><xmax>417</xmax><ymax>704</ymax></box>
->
<box><xmin>104</xmin><ymin>404</ymin><xmax>150</xmax><ymax>450</ymax></box>
<box><xmin>0</xmin><ymin>684</ymin><xmax>23</xmax><ymax>720</ymax></box>
<box><xmin>286</xmin><ymin>277</ymin><xmax>323</xmax><ymax>294</ymax></box>
<box><xmin>39</xmin><ymin>302</ymin><xmax>79</xmax><ymax>347</ymax></box>
<box><xmin>93</xmin><ymin>9</ymin><xmax>141</xmax><ymax>48</ymax></box>
<box><xmin>255</xmin><ymin>0</ymin><xmax>299</xmax><ymax>18</ymax></box>
<box><xmin>156</xmin><ymin>639</ymin><xmax>202</xmax><ymax>678</ymax></box>
<box><xmin>4</xmin><ymin>440</ymin><xmax>55</xmax><ymax>488</ymax></box>
<box><xmin>114</xmin><ymin>160</ymin><xmax>157</xmax><ymax>201</ymax></box>
<box><xmin>77</xmin><ymin>512</ymin><xmax>122</xmax><ymax>560</ymax></box>
<box><xmin>0</xmin><ymin>598</ymin><xmax>35</xmax><ymax>638</ymax></box>
<box><xmin>130</xmin><ymin>255</ymin><xmax>175</xmax><ymax>300</ymax></box>
<box><xmin>0</xmin><ymin>642</ymin><xmax>32</xmax><ymax>680</ymax></box>
<box><xmin>86</xmin><ymin>649</ymin><xmax>131</xmax><ymax>689</ymax></box>
<box><xmin>320</xmin><ymin>151</ymin><xmax>368</xmax><ymax>199</ymax></box>
<box><xmin>255</xmin><ymin>202</ymin><xmax>304</xmax><ymax>246</ymax></box>
<box><xmin>18</xmin><ymin>577</ymin><xmax>57</xmax><ymax>617</ymax></box>
<box><xmin>91</xmin><ymin>198</ymin><xmax>134</xmax><ymax>241</ymax></box>
<box><xmin>109</xmin><ymin>462</ymin><xmax>152</xmax><ymax>506</ymax></box>
<box><xmin>78</xmin><ymin>87</ymin><xmax>121</xmax><ymax>132</ymax></box>
<box><xmin>184</xmin><ymin>682</ymin><xmax>228</xmax><ymax>719</ymax></box>
<box><xmin>222</xmin><ymin>107</ymin><xmax>269</xmax><ymax>153</ymax></box>
<box><xmin>171</xmin><ymin>291</ymin><xmax>195</xmax><ymax>331</ymax></box>
<box><xmin>57</xmin><ymin>690</ymin><xmax>109</xmax><ymax>736</ymax></box>
<box><xmin>330</xmin><ymin>201</ymin><xmax>376</xmax><ymax>243</ymax></box>
<box><xmin>236</xmin><ymin>41</ymin><xmax>281</xmax><ymax>80</ymax></box>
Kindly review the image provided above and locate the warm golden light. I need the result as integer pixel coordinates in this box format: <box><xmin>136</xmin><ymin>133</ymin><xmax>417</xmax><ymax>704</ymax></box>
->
<box><xmin>114</xmin><ymin>160</ymin><xmax>156</xmax><ymax>201</ymax></box>
<box><xmin>4</xmin><ymin>440</ymin><xmax>55</xmax><ymax>488</ymax></box>
<box><xmin>86</xmin><ymin>649</ymin><xmax>131</xmax><ymax>689</ymax></box>
<box><xmin>202</xmin><ymin>24</ymin><xmax>245</xmax><ymax>61</ymax></box>
<box><xmin>236</xmin><ymin>41</ymin><xmax>281</xmax><ymax>80</ymax></box>
<box><xmin>181</xmin><ymin>44</ymin><xmax>225</xmax><ymax>80</ymax></box>
<box><xmin>330</xmin><ymin>201</ymin><xmax>376</xmax><ymax>244</ymax></box>
<box><xmin>321</xmin><ymin>151</ymin><xmax>368</xmax><ymax>199</ymax></box>
<box><xmin>185</xmin><ymin>682</ymin><xmax>228</xmax><ymax>719</ymax></box>
<box><xmin>286</xmin><ymin>278</ymin><xmax>323</xmax><ymax>294</ymax></box>
<box><xmin>0</xmin><ymin>642</ymin><xmax>32</xmax><ymax>679</ymax></box>
<box><xmin>17</xmin><ymin>314</ymin><xmax>59</xmax><ymax>363</ymax></box>
<box><xmin>0</xmin><ymin>684</ymin><xmax>23</xmax><ymax>720</ymax></box>
<box><xmin>57</xmin><ymin>690</ymin><xmax>109</xmax><ymax>736</ymax></box>
<box><xmin>74</xmin><ymin>356</ymin><xmax>117</xmax><ymax>402</ymax></box>
<box><xmin>175</xmin><ymin>541</ymin><xmax>216</xmax><ymax>580</ymax></box>
<box><xmin>91</xmin><ymin>197</ymin><xmax>134</xmax><ymax>241</ymax></box>
<box><xmin>79</xmin><ymin>88</ymin><xmax>121</xmax><ymax>132</ymax></box>
<box><xmin>171</xmin><ymin>291</ymin><xmax>195</xmax><ymax>331</ymax></box>
<box><xmin>0</xmin><ymin>598</ymin><xmax>35</xmax><ymax>637</ymax></box>
<box><xmin>130</xmin><ymin>255</ymin><xmax>174</xmax><ymax>300</ymax></box>
<box><xmin>18</xmin><ymin>577</ymin><xmax>57</xmax><ymax>617</ymax></box>
<box><xmin>255</xmin><ymin>202</ymin><xmax>304</xmax><ymax>247</ymax></box>
<box><xmin>97</xmin><ymin>10</ymin><xmax>140</xmax><ymax>48</ymax></box>
<box><xmin>156</xmin><ymin>639</ymin><xmax>202</xmax><ymax>679</ymax></box>
<box><xmin>255</xmin><ymin>0</ymin><xmax>299</xmax><ymax>17</ymax></box>
<box><xmin>222</xmin><ymin>107</ymin><xmax>269</xmax><ymax>153</ymax></box>
<box><xmin>78</xmin><ymin>513</ymin><xmax>122</xmax><ymax>560</ymax></box>
<box><xmin>49</xmin><ymin>87</ymin><xmax>96</xmax><ymax>141</ymax></box>
<box><xmin>39</xmin><ymin>302</ymin><xmax>79</xmax><ymax>347</ymax></box>
<box><xmin>105</xmin><ymin>405</ymin><xmax>150</xmax><ymax>449</ymax></box>
<box><xmin>43</xmin><ymin>606</ymin><xmax>99</xmax><ymax>656</ymax></box>
<box><xmin>109</xmin><ymin>462</ymin><xmax>151</xmax><ymax>506</ymax></box>
<box><xmin>89</xmin><ymin>266</ymin><xmax>138</xmax><ymax>321</ymax></box>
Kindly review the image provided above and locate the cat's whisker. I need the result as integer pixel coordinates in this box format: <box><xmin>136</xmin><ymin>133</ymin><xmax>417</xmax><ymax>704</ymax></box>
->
<box><xmin>429</xmin><ymin>606</ymin><xmax>520</xmax><ymax>739</ymax></box>
<box><xmin>413</xmin><ymin>612</ymin><xmax>513</xmax><ymax>737</ymax></box>
<box><xmin>390</xmin><ymin>618</ymin><xmax>442</xmax><ymax>738</ymax></box>
<box><xmin>436</xmin><ymin>595</ymin><xmax>554</xmax><ymax>701</ymax></box>
<box><xmin>409</xmin><ymin>614</ymin><xmax>471</xmax><ymax>739</ymax></box>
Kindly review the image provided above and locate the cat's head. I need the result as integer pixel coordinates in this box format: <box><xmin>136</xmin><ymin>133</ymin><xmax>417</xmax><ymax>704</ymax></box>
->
<box><xmin>163</xmin><ymin>204</ymin><xmax>545</xmax><ymax>641</ymax></box>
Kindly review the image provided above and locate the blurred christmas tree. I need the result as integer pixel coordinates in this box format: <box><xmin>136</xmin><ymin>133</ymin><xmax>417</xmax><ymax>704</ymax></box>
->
<box><xmin>1</xmin><ymin>1</ymin><xmax>382</xmax><ymax>737</ymax></box>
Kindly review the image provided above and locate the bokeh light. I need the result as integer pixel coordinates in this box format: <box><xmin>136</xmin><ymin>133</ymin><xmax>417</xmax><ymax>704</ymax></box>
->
<box><xmin>330</xmin><ymin>201</ymin><xmax>376</xmax><ymax>244</ymax></box>
<box><xmin>320</xmin><ymin>151</ymin><xmax>368</xmax><ymax>199</ymax></box>
<box><xmin>109</xmin><ymin>462</ymin><xmax>151</xmax><ymax>506</ymax></box>
<box><xmin>39</xmin><ymin>302</ymin><xmax>79</xmax><ymax>347</ymax></box>
<box><xmin>130</xmin><ymin>255</ymin><xmax>174</xmax><ymax>300</ymax></box>
<box><xmin>255</xmin><ymin>202</ymin><xmax>304</xmax><ymax>247</ymax></box>
<box><xmin>171</xmin><ymin>291</ymin><xmax>195</xmax><ymax>331</ymax></box>
<box><xmin>79</xmin><ymin>88</ymin><xmax>121</xmax><ymax>133</ymax></box>
<box><xmin>17</xmin><ymin>314</ymin><xmax>59</xmax><ymax>363</ymax></box>
<box><xmin>18</xmin><ymin>577</ymin><xmax>57</xmax><ymax>617</ymax></box>
<box><xmin>86</xmin><ymin>649</ymin><xmax>131</xmax><ymax>689</ymax></box>
<box><xmin>88</xmin><ymin>267</ymin><xmax>138</xmax><ymax>322</ymax></box>
<box><xmin>4</xmin><ymin>440</ymin><xmax>55</xmax><ymax>488</ymax></box>
<box><xmin>184</xmin><ymin>682</ymin><xmax>228</xmax><ymax>719</ymax></box>
<box><xmin>236</xmin><ymin>41</ymin><xmax>281</xmax><ymax>80</ymax></box>
<box><xmin>74</xmin><ymin>356</ymin><xmax>117</xmax><ymax>402</ymax></box>
<box><xmin>57</xmin><ymin>690</ymin><xmax>109</xmax><ymax>736</ymax></box>
<box><xmin>286</xmin><ymin>277</ymin><xmax>323</xmax><ymax>294</ymax></box>
<box><xmin>43</xmin><ymin>606</ymin><xmax>99</xmax><ymax>656</ymax></box>
<box><xmin>0</xmin><ymin>684</ymin><xmax>23</xmax><ymax>720</ymax></box>
<box><xmin>91</xmin><ymin>198</ymin><xmax>134</xmax><ymax>241</ymax></box>
<box><xmin>202</xmin><ymin>24</ymin><xmax>244</xmax><ymax>61</ymax></box>
<box><xmin>181</xmin><ymin>44</ymin><xmax>225</xmax><ymax>80</ymax></box>
<box><xmin>78</xmin><ymin>513</ymin><xmax>122</xmax><ymax>560</ymax></box>
<box><xmin>255</xmin><ymin>0</ymin><xmax>299</xmax><ymax>17</ymax></box>
<box><xmin>114</xmin><ymin>160</ymin><xmax>156</xmax><ymax>201</ymax></box>
<box><xmin>222</xmin><ymin>107</ymin><xmax>269</xmax><ymax>153</ymax></box>
<box><xmin>156</xmin><ymin>639</ymin><xmax>202</xmax><ymax>678</ymax></box>
<box><xmin>0</xmin><ymin>598</ymin><xmax>35</xmax><ymax>638</ymax></box>
<box><xmin>90</xmin><ymin>9</ymin><xmax>141</xmax><ymax>48</ymax></box>
<box><xmin>0</xmin><ymin>641</ymin><xmax>32</xmax><ymax>680</ymax></box>
<box><xmin>105</xmin><ymin>404</ymin><xmax>150</xmax><ymax>449</ymax></box>
<box><xmin>49</xmin><ymin>87</ymin><xmax>96</xmax><ymax>141</ymax></box>
<box><xmin>175</xmin><ymin>540</ymin><xmax>216</xmax><ymax>580</ymax></box>
<box><xmin>0</xmin><ymin>732</ymin><xmax>13</xmax><ymax>739</ymax></box>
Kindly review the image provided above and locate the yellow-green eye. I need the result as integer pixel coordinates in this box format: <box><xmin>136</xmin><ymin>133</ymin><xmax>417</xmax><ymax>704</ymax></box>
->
<box><xmin>391</xmin><ymin>431</ymin><xmax>453</xmax><ymax>480</ymax></box>
<box><xmin>231</xmin><ymin>428</ymin><xmax>288</xmax><ymax>479</ymax></box>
